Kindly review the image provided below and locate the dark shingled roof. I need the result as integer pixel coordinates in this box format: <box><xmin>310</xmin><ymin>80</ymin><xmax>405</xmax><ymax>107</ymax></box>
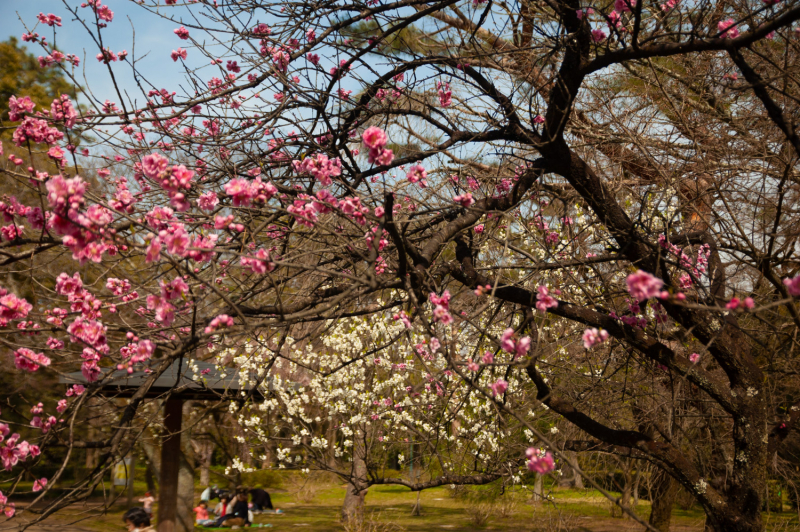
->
<box><xmin>58</xmin><ymin>358</ymin><xmax>273</xmax><ymax>400</ymax></box>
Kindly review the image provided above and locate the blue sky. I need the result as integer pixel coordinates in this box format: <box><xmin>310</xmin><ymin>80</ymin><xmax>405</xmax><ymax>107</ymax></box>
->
<box><xmin>1</xmin><ymin>1</ymin><xmax>215</xmax><ymax>107</ymax></box>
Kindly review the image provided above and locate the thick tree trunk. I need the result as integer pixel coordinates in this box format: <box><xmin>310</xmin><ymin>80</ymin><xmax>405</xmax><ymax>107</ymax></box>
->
<box><xmin>341</xmin><ymin>436</ymin><xmax>369</xmax><ymax>523</ymax></box>
<box><xmin>648</xmin><ymin>472</ymin><xmax>678</xmax><ymax>532</ymax></box>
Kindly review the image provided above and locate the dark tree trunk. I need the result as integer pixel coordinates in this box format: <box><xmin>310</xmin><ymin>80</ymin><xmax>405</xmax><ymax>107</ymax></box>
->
<box><xmin>648</xmin><ymin>472</ymin><xmax>678</xmax><ymax>532</ymax></box>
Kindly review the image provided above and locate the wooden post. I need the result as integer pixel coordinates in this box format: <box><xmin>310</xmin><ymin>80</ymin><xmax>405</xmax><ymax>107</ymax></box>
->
<box><xmin>157</xmin><ymin>398</ymin><xmax>183</xmax><ymax>532</ymax></box>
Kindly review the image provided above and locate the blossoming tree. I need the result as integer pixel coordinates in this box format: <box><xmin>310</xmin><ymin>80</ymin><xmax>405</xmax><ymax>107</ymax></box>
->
<box><xmin>1</xmin><ymin>0</ymin><xmax>800</xmax><ymax>531</ymax></box>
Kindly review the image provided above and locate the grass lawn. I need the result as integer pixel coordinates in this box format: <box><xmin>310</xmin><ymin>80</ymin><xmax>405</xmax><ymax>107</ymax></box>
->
<box><xmin>17</xmin><ymin>477</ymin><xmax>798</xmax><ymax>532</ymax></box>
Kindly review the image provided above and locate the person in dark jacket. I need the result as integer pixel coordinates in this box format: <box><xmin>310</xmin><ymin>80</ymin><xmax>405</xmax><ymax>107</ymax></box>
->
<box><xmin>212</xmin><ymin>488</ymin><xmax>250</xmax><ymax>528</ymax></box>
<box><xmin>249</xmin><ymin>487</ymin><xmax>273</xmax><ymax>511</ymax></box>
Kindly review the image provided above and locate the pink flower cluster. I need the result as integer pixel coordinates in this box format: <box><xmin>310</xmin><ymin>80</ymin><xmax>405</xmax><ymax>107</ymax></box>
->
<box><xmin>174</xmin><ymin>26</ymin><xmax>190</xmax><ymax>39</ymax></box>
<box><xmin>224</xmin><ymin>177</ymin><xmax>278</xmax><ymax>207</ymax></box>
<box><xmin>0</xmin><ymin>290</ymin><xmax>33</xmax><ymax>326</ymax></box>
<box><xmin>12</xmin><ymin>117</ymin><xmax>64</xmax><ymax>147</ymax></box>
<box><xmin>500</xmin><ymin>328</ymin><xmax>531</xmax><ymax>358</ymax></box>
<box><xmin>526</xmin><ymin>448</ymin><xmax>555</xmax><ymax>474</ymax></box>
<box><xmin>171</xmin><ymin>48</ymin><xmax>188</xmax><ymax>62</ymax></box>
<box><xmin>626</xmin><ymin>270</ymin><xmax>664</xmax><ymax>302</ymax></box>
<box><xmin>392</xmin><ymin>311</ymin><xmax>412</xmax><ymax>328</ymax></box>
<box><xmin>37</xmin><ymin>13</ymin><xmax>63</xmax><ymax>26</ymax></box>
<box><xmin>292</xmin><ymin>154</ymin><xmax>343</xmax><ymax>186</ymax></box>
<box><xmin>51</xmin><ymin>95</ymin><xmax>78</xmax><ymax>129</ymax></box>
<box><xmin>8</xmin><ymin>96</ymin><xmax>35</xmax><ymax>121</ymax></box>
<box><xmin>784</xmin><ymin>275</ymin><xmax>800</xmax><ymax>297</ymax></box>
<box><xmin>241</xmin><ymin>249</ymin><xmax>276</xmax><ymax>274</ymax></box>
<box><xmin>489</xmin><ymin>378</ymin><xmax>508</xmax><ymax>396</ymax></box>
<box><xmin>120</xmin><ymin>339</ymin><xmax>155</xmax><ymax>367</ymax></box>
<box><xmin>437</xmin><ymin>81</ymin><xmax>452</xmax><ymax>107</ymax></box>
<box><xmin>14</xmin><ymin>348</ymin><xmax>51</xmax><ymax>372</ymax></box>
<box><xmin>535</xmin><ymin>285</ymin><xmax>558</xmax><ymax>313</ymax></box>
<box><xmin>453</xmin><ymin>193</ymin><xmax>475</xmax><ymax>207</ymax></box>
<box><xmin>582</xmin><ymin>328</ymin><xmax>609</xmax><ymax>349</ymax></box>
<box><xmin>406</xmin><ymin>164</ymin><xmax>428</xmax><ymax>188</ymax></box>
<box><xmin>718</xmin><ymin>18</ymin><xmax>739</xmax><ymax>39</ymax></box>
<box><xmin>429</xmin><ymin>291</ymin><xmax>453</xmax><ymax>324</ymax></box>
<box><xmin>0</xmin><ymin>489</ymin><xmax>14</xmax><ymax>517</ymax></box>
<box><xmin>145</xmin><ymin>276</ymin><xmax>188</xmax><ymax>326</ymax></box>
<box><xmin>0</xmin><ymin>424</ymin><xmax>40</xmax><ymax>472</ymax></box>
<box><xmin>362</xmin><ymin>127</ymin><xmax>394</xmax><ymax>166</ymax></box>
<box><xmin>205</xmin><ymin>314</ymin><xmax>234</xmax><ymax>334</ymax></box>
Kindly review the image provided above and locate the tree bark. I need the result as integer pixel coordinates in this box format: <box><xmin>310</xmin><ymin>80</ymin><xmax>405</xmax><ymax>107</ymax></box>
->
<box><xmin>532</xmin><ymin>473</ymin><xmax>543</xmax><ymax>504</ymax></box>
<box><xmin>341</xmin><ymin>435</ymin><xmax>369</xmax><ymax>523</ymax></box>
<box><xmin>648</xmin><ymin>472</ymin><xmax>678</xmax><ymax>532</ymax></box>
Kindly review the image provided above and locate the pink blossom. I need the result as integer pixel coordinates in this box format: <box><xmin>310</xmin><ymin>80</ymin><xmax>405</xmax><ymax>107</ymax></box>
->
<box><xmin>55</xmin><ymin>272</ymin><xmax>84</xmax><ymax>297</ymax></box>
<box><xmin>146</xmin><ymin>295</ymin><xmax>175</xmax><ymax>326</ymax></box>
<box><xmin>292</xmin><ymin>154</ymin><xmax>342</xmax><ymax>186</ymax></box>
<box><xmin>437</xmin><ymin>81</ymin><xmax>452</xmax><ymax>107</ymax></box>
<box><xmin>453</xmin><ymin>193</ymin><xmax>475</xmax><ymax>207</ymax></box>
<box><xmin>784</xmin><ymin>276</ymin><xmax>800</xmax><ymax>296</ymax></box>
<box><xmin>535</xmin><ymin>286</ymin><xmax>558</xmax><ymax>312</ymax></box>
<box><xmin>582</xmin><ymin>328</ymin><xmax>609</xmax><ymax>349</ymax></box>
<box><xmin>163</xmin><ymin>224</ymin><xmax>190</xmax><ymax>257</ymax></box>
<box><xmin>362</xmin><ymin>127</ymin><xmax>388</xmax><ymax>150</ymax></box>
<box><xmin>241</xmin><ymin>249</ymin><xmax>276</xmax><ymax>274</ymax></box>
<box><xmin>51</xmin><ymin>95</ymin><xmax>78</xmax><ymax>129</ymax></box>
<box><xmin>171</xmin><ymin>48</ymin><xmax>188</xmax><ymax>62</ymax></box>
<box><xmin>489</xmin><ymin>379</ymin><xmax>508</xmax><ymax>397</ymax></box>
<box><xmin>614</xmin><ymin>0</ymin><xmax>636</xmax><ymax>12</ymax></box>
<box><xmin>37</xmin><ymin>13</ymin><xmax>63</xmax><ymax>27</ymax></box>
<box><xmin>467</xmin><ymin>362</ymin><xmax>480</xmax><ymax>372</ymax></box>
<box><xmin>526</xmin><ymin>448</ymin><xmax>555</xmax><ymax>474</ymax></box>
<box><xmin>8</xmin><ymin>96</ymin><xmax>35</xmax><ymax>121</ymax></box>
<box><xmin>13</xmin><ymin>117</ymin><xmax>64</xmax><ymax>146</ymax></box>
<box><xmin>14</xmin><ymin>348</ymin><xmax>51</xmax><ymax>372</ymax></box>
<box><xmin>96</xmin><ymin>4</ymin><xmax>114</xmax><ymax>22</ymax></box>
<box><xmin>500</xmin><ymin>328</ymin><xmax>516</xmax><ymax>353</ymax></box>
<box><xmin>626</xmin><ymin>270</ymin><xmax>664</xmax><ymax>302</ymax></box>
<box><xmin>32</xmin><ymin>478</ymin><xmax>47</xmax><ymax>492</ymax></box>
<box><xmin>142</xmin><ymin>153</ymin><xmax>169</xmax><ymax>179</ymax></box>
<box><xmin>474</xmin><ymin>224</ymin><xmax>484</xmax><ymax>233</ymax></box>
<box><xmin>66</xmin><ymin>384</ymin><xmax>85</xmax><ymax>397</ymax></box>
<box><xmin>591</xmin><ymin>28</ymin><xmax>607</xmax><ymax>42</ymax></box>
<box><xmin>406</xmin><ymin>164</ymin><xmax>428</xmax><ymax>187</ymax></box>
<box><xmin>718</xmin><ymin>19</ymin><xmax>739</xmax><ymax>39</ymax></box>
<box><xmin>392</xmin><ymin>311</ymin><xmax>412</xmax><ymax>328</ymax></box>
<box><xmin>0</xmin><ymin>293</ymin><xmax>33</xmax><ymax>321</ymax></box>
<box><xmin>204</xmin><ymin>314</ymin><xmax>234</xmax><ymax>334</ymax></box>
<box><xmin>174</xmin><ymin>26</ymin><xmax>190</xmax><ymax>39</ymax></box>
<box><xmin>198</xmin><ymin>191</ymin><xmax>219</xmax><ymax>211</ymax></box>
<box><xmin>689</xmin><ymin>352</ymin><xmax>700</xmax><ymax>364</ymax></box>
<box><xmin>225</xmin><ymin>178</ymin><xmax>255</xmax><ymax>206</ymax></box>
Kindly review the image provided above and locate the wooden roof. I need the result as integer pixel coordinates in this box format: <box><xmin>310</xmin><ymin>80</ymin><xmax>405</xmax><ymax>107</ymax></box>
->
<box><xmin>58</xmin><ymin>359</ymin><xmax>273</xmax><ymax>401</ymax></box>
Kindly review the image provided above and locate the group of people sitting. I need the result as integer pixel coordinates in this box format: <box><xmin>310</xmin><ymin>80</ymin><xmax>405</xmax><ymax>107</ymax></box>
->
<box><xmin>193</xmin><ymin>486</ymin><xmax>278</xmax><ymax>528</ymax></box>
<box><xmin>122</xmin><ymin>486</ymin><xmax>278</xmax><ymax>531</ymax></box>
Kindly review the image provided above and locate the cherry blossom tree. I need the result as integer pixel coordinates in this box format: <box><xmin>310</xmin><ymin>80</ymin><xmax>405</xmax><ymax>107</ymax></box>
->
<box><xmin>2</xmin><ymin>0</ymin><xmax>800</xmax><ymax>531</ymax></box>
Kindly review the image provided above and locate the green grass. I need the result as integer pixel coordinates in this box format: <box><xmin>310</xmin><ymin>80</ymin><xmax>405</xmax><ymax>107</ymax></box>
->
<box><xmin>15</xmin><ymin>475</ymin><xmax>800</xmax><ymax>532</ymax></box>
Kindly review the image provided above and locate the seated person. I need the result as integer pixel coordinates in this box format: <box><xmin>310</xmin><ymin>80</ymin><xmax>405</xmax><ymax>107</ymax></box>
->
<box><xmin>212</xmin><ymin>489</ymin><xmax>250</xmax><ymax>528</ymax></box>
<box><xmin>193</xmin><ymin>501</ymin><xmax>216</xmax><ymax>527</ymax></box>
<box><xmin>249</xmin><ymin>487</ymin><xmax>273</xmax><ymax>512</ymax></box>
<box><xmin>123</xmin><ymin>507</ymin><xmax>156</xmax><ymax>532</ymax></box>
<box><xmin>213</xmin><ymin>495</ymin><xmax>231</xmax><ymax>519</ymax></box>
